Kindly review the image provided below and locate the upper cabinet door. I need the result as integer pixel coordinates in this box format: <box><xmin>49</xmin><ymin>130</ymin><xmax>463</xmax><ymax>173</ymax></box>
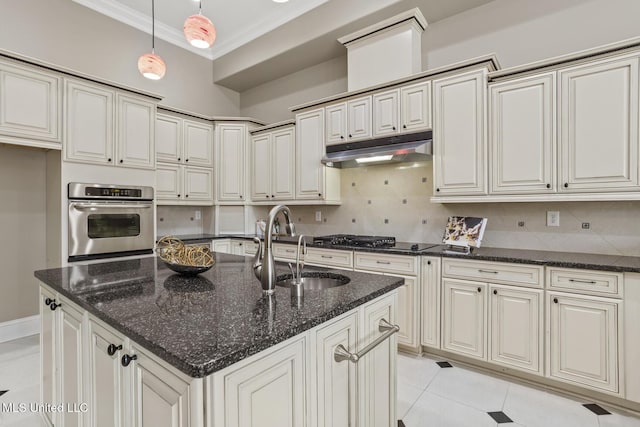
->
<box><xmin>559</xmin><ymin>55</ymin><xmax>640</xmax><ymax>192</ymax></box>
<box><xmin>433</xmin><ymin>69</ymin><xmax>488</xmax><ymax>196</ymax></box>
<box><xmin>217</xmin><ymin>123</ymin><xmax>246</xmax><ymax>201</ymax></box>
<box><xmin>325</xmin><ymin>103</ymin><xmax>347</xmax><ymax>146</ymax></box>
<box><xmin>251</xmin><ymin>133</ymin><xmax>271</xmax><ymax>201</ymax></box>
<box><xmin>373</xmin><ymin>89</ymin><xmax>400</xmax><ymax>137</ymax></box>
<box><xmin>296</xmin><ymin>109</ymin><xmax>325</xmax><ymax>199</ymax></box>
<box><xmin>0</xmin><ymin>61</ymin><xmax>61</xmax><ymax>143</ymax></box>
<box><xmin>185</xmin><ymin>166</ymin><xmax>213</xmax><ymax>202</ymax></box>
<box><xmin>156</xmin><ymin>163</ymin><xmax>182</xmax><ymax>201</ymax></box>
<box><xmin>117</xmin><ymin>94</ymin><xmax>155</xmax><ymax>169</ymax></box>
<box><xmin>271</xmin><ymin>127</ymin><xmax>295</xmax><ymax>200</ymax></box>
<box><xmin>156</xmin><ymin>113</ymin><xmax>182</xmax><ymax>163</ymax></box>
<box><xmin>184</xmin><ymin>120</ymin><xmax>213</xmax><ymax>167</ymax></box>
<box><xmin>490</xmin><ymin>73</ymin><xmax>556</xmax><ymax>194</ymax></box>
<box><xmin>347</xmin><ymin>96</ymin><xmax>372</xmax><ymax>140</ymax></box>
<box><xmin>65</xmin><ymin>79</ymin><xmax>114</xmax><ymax>165</ymax></box>
<box><xmin>401</xmin><ymin>81</ymin><xmax>432</xmax><ymax>132</ymax></box>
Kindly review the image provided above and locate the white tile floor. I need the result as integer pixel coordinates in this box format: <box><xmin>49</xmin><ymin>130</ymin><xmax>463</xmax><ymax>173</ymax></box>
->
<box><xmin>398</xmin><ymin>352</ymin><xmax>640</xmax><ymax>427</ymax></box>
<box><xmin>1</xmin><ymin>335</ymin><xmax>640</xmax><ymax>427</ymax></box>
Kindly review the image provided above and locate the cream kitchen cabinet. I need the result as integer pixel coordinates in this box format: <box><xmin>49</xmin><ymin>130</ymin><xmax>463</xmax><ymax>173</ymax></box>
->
<box><xmin>559</xmin><ymin>55</ymin><xmax>639</xmax><ymax>193</ymax></box>
<box><xmin>325</xmin><ymin>96</ymin><xmax>372</xmax><ymax>145</ymax></box>
<box><xmin>489</xmin><ymin>73</ymin><xmax>556</xmax><ymax>194</ymax></box>
<box><xmin>212</xmin><ymin>239</ymin><xmax>231</xmax><ymax>253</ymax></box>
<box><xmin>156</xmin><ymin>113</ymin><xmax>213</xmax><ymax>167</ymax></box>
<box><xmin>304</xmin><ymin>247</ymin><xmax>353</xmax><ymax>270</ymax></box>
<box><xmin>272</xmin><ymin>242</ymin><xmax>298</xmax><ymax>262</ymax></box>
<box><xmin>250</xmin><ymin>125</ymin><xmax>295</xmax><ymax>201</ymax></box>
<box><xmin>421</xmin><ymin>256</ymin><xmax>441</xmax><ymax>349</ymax></box>
<box><xmin>442</xmin><ymin>278</ymin><xmax>488</xmax><ymax>359</ymax></box>
<box><xmin>40</xmin><ymin>287</ymin><xmax>57</xmax><ymax>426</ymax></box>
<box><xmin>156</xmin><ymin>163</ymin><xmax>213</xmax><ymax>205</ymax></box>
<box><xmin>325</xmin><ymin>102</ymin><xmax>347</xmax><ymax>145</ymax></box>
<box><xmin>372</xmin><ymin>90</ymin><xmax>400</xmax><ymax>137</ymax></box>
<box><xmin>216</xmin><ymin>123</ymin><xmax>246</xmax><ymax>202</ymax></box>
<box><xmin>433</xmin><ymin>69</ymin><xmax>488</xmax><ymax>196</ymax></box>
<box><xmin>400</xmin><ymin>81</ymin><xmax>432</xmax><ymax>132</ymax></box>
<box><xmin>0</xmin><ymin>59</ymin><xmax>61</xmax><ymax>145</ymax></box>
<box><xmin>65</xmin><ymin>79</ymin><xmax>156</xmax><ymax>169</ymax></box>
<box><xmin>295</xmin><ymin>108</ymin><xmax>341</xmax><ymax>202</ymax></box>
<box><xmin>230</xmin><ymin>239</ymin><xmax>244</xmax><ymax>255</ymax></box>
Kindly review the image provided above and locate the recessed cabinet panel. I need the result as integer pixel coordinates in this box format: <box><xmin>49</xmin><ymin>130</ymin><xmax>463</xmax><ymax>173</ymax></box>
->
<box><xmin>156</xmin><ymin>114</ymin><xmax>182</xmax><ymax>163</ymax></box>
<box><xmin>559</xmin><ymin>56</ymin><xmax>640</xmax><ymax>192</ymax></box>
<box><xmin>217</xmin><ymin>124</ymin><xmax>245</xmax><ymax>201</ymax></box>
<box><xmin>421</xmin><ymin>257</ymin><xmax>441</xmax><ymax>348</ymax></box>
<box><xmin>401</xmin><ymin>81</ymin><xmax>431</xmax><ymax>131</ymax></box>
<box><xmin>185</xmin><ymin>167</ymin><xmax>213</xmax><ymax>201</ymax></box>
<box><xmin>490</xmin><ymin>73</ymin><xmax>556</xmax><ymax>193</ymax></box>
<box><xmin>40</xmin><ymin>287</ymin><xmax>57</xmax><ymax>427</ymax></box>
<box><xmin>373</xmin><ymin>89</ymin><xmax>399</xmax><ymax>137</ymax></box>
<box><xmin>347</xmin><ymin>96</ymin><xmax>372</xmax><ymax>140</ymax></box>
<box><xmin>442</xmin><ymin>278</ymin><xmax>487</xmax><ymax>359</ymax></box>
<box><xmin>65</xmin><ymin>80</ymin><xmax>114</xmax><ymax>164</ymax></box>
<box><xmin>271</xmin><ymin>127</ymin><xmax>296</xmax><ymax>200</ymax></box>
<box><xmin>296</xmin><ymin>109</ymin><xmax>325</xmax><ymax>199</ymax></box>
<box><xmin>393</xmin><ymin>275</ymin><xmax>418</xmax><ymax>349</ymax></box>
<box><xmin>156</xmin><ymin>164</ymin><xmax>182</xmax><ymax>200</ymax></box>
<box><xmin>117</xmin><ymin>94</ymin><xmax>155</xmax><ymax>169</ymax></box>
<box><xmin>325</xmin><ymin>103</ymin><xmax>347</xmax><ymax>146</ymax></box>
<box><xmin>58</xmin><ymin>301</ymin><xmax>85</xmax><ymax>427</ymax></box>
<box><xmin>433</xmin><ymin>70</ymin><xmax>487</xmax><ymax>195</ymax></box>
<box><xmin>0</xmin><ymin>62</ymin><xmax>60</xmax><ymax>142</ymax></box>
<box><xmin>251</xmin><ymin>133</ymin><xmax>271</xmax><ymax>200</ymax></box>
<box><xmin>184</xmin><ymin>120</ymin><xmax>213</xmax><ymax>167</ymax></box>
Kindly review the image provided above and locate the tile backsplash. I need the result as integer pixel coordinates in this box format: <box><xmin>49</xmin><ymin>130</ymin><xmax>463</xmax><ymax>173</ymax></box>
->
<box><xmin>156</xmin><ymin>206</ymin><xmax>214</xmax><ymax>237</ymax></box>
<box><xmin>251</xmin><ymin>161</ymin><xmax>640</xmax><ymax>256</ymax></box>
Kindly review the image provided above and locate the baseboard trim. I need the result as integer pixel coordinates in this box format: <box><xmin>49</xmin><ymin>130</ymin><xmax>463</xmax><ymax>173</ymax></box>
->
<box><xmin>0</xmin><ymin>315</ymin><xmax>40</xmax><ymax>343</ymax></box>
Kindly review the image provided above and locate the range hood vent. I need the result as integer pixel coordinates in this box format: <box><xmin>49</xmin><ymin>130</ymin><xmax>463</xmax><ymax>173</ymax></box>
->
<box><xmin>321</xmin><ymin>131</ymin><xmax>432</xmax><ymax>168</ymax></box>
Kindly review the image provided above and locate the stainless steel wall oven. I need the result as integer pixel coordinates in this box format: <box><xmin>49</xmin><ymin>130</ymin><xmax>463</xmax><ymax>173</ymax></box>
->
<box><xmin>68</xmin><ymin>183</ymin><xmax>154</xmax><ymax>262</ymax></box>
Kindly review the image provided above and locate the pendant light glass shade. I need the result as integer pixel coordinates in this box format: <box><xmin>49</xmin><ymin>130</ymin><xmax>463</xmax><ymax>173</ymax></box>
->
<box><xmin>184</xmin><ymin>1</ymin><xmax>216</xmax><ymax>49</ymax></box>
<box><xmin>138</xmin><ymin>52</ymin><xmax>166</xmax><ymax>80</ymax></box>
<box><xmin>139</xmin><ymin>0</ymin><xmax>166</xmax><ymax>80</ymax></box>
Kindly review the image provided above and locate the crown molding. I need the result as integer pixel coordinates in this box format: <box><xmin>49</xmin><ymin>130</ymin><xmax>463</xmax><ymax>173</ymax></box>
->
<box><xmin>72</xmin><ymin>0</ymin><xmax>329</xmax><ymax>61</ymax></box>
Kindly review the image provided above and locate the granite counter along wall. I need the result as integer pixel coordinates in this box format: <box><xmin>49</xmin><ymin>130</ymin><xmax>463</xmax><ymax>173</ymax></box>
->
<box><xmin>251</xmin><ymin>161</ymin><xmax>640</xmax><ymax>257</ymax></box>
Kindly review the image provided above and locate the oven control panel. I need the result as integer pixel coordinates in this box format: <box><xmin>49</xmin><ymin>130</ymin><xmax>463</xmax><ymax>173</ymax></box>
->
<box><xmin>68</xmin><ymin>182</ymin><xmax>154</xmax><ymax>201</ymax></box>
<box><xmin>85</xmin><ymin>187</ymin><xmax>142</xmax><ymax>198</ymax></box>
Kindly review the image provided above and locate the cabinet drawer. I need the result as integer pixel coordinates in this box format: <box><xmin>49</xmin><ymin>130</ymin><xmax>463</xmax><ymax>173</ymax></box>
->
<box><xmin>354</xmin><ymin>252</ymin><xmax>417</xmax><ymax>276</ymax></box>
<box><xmin>272</xmin><ymin>243</ymin><xmax>298</xmax><ymax>261</ymax></box>
<box><xmin>547</xmin><ymin>267</ymin><xmax>622</xmax><ymax>297</ymax></box>
<box><xmin>305</xmin><ymin>247</ymin><xmax>353</xmax><ymax>269</ymax></box>
<box><xmin>442</xmin><ymin>259</ymin><xmax>543</xmax><ymax>288</ymax></box>
<box><xmin>244</xmin><ymin>241</ymin><xmax>259</xmax><ymax>256</ymax></box>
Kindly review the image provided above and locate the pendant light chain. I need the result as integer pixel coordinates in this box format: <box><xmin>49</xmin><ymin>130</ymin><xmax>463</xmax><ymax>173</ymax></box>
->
<box><xmin>151</xmin><ymin>0</ymin><xmax>156</xmax><ymax>53</ymax></box>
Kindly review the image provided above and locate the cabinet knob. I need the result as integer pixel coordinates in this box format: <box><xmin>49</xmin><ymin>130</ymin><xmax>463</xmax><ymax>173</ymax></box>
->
<box><xmin>564</xmin><ymin>183</ymin><xmax>568</xmax><ymax>188</ymax></box>
<box><xmin>119</xmin><ymin>159</ymin><xmax>123</xmax><ymax>164</ymax></box>
<box><xmin>553</xmin><ymin>298</ymin><xmax>559</xmax><ymax>304</ymax></box>
<box><xmin>121</xmin><ymin>354</ymin><xmax>138</xmax><ymax>367</ymax></box>
<box><xmin>266</xmin><ymin>195</ymin><xmax>269</xmax><ymax>198</ymax></box>
<box><xmin>348</xmin><ymin>134</ymin><xmax>352</xmax><ymax>138</ymax></box>
<box><xmin>392</xmin><ymin>126</ymin><xmax>396</xmax><ymax>131</ymax></box>
<box><xmin>403</xmin><ymin>124</ymin><xmax>407</xmax><ymax>129</ymax></box>
<box><xmin>477</xmin><ymin>287</ymin><xmax>482</xmax><ymax>293</ymax></box>
<box><xmin>177</xmin><ymin>194</ymin><xmax>181</xmax><ymax>198</ymax></box>
<box><xmin>178</xmin><ymin>157</ymin><xmax>181</xmax><ymax>161</ymax></box>
<box><xmin>49</xmin><ymin>301</ymin><xmax>61</xmax><ymax>311</ymax></box>
<box><xmin>427</xmin><ymin>261</ymin><xmax>431</xmax><ymax>265</ymax></box>
<box><xmin>185</xmin><ymin>158</ymin><xmax>189</xmax><ymax>162</ymax></box>
<box><xmin>240</xmin><ymin>195</ymin><xmax>243</xmax><ymax>199</ymax></box>
<box><xmin>340</xmin><ymin>135</ymin><xmax>344</xmax><ymax>140</ymax></box>
<box><xmin>107</xmin><ymin>344</ymin><xmax>123</xmax><ymax>356</ymax></box>
<box><xmin>436</xmin><ymin>188</ymin><xmax>440</xmax><ymax>192</ymax></box>
<box><xmin>318</xmin><ymin>193</ymin><xmax>322</xmax><ymax>197</ymax></box>
<box><xmin>493</xmin><ymin>289</ymin><xmax>498</xmax><ymax>295</ymax></box>
<box><xmin>45</xmin><ymin>297</ymin><xmax>52</xmax><ymax>306</ymax></box>
<box><xmin>185</xmin><ymin>194</ymin><xmax>189</xmax><ymax>198</ymax></box>
<box><xmin>107</xmin><ymin>158</ymin><xmax>112</xmax><ymax>163</ymax></box>
<box><xmin>272</xmin><ymin>194</ymin><xmax>275</xmax><ymax>198</ymax></box>
<box><xmin>546</xmin><ymin>184</ymin><xmax>551</xmax><ymax>189</ymax></box>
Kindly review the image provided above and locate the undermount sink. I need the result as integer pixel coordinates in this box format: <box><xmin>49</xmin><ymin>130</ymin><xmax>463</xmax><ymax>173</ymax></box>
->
<box><xmin>276</xmin><ymin>272</ymin><xmax>350</xmax><ymax>290</ymax></box>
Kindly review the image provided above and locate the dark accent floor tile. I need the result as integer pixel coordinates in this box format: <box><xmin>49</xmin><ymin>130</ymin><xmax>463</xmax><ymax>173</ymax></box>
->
<box><xmin>436</xmin><ymin>361</ymin><xmax>453</xmax><ymax>368</ymax></box>
<box><xmin>398</xmin><ymin>421</ymin><xmax>406</xmax><ymax>427</ymax></box>
<box><xmin>583</xmin><ymin>403</ymin><xmax>611</xmax><ymax>415</ymax></box>
<box><xmin>488</xmin><ymin>411</ymin><xmax>513</xmax><ymax>423</ymax></box>
<box><xmin>0</xmin><ymin>390</ymin><xmax>8</xmax><ymax>397</ymax></box>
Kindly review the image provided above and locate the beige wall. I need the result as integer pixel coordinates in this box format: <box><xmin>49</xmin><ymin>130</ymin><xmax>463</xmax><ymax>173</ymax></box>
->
<box><xmin>0</xmin><ymin>146</ymin><xmax>47</xmax><ymax>322</ymax></box>
<box><xmin>245</xmin><ymin>0</ymin><xmax>640</xmax><ymax>257</ymax></box>
<box><xmin>0</xmin><ymin>0</ymin><xmax>239</xmax><ymax>116</ymax></box>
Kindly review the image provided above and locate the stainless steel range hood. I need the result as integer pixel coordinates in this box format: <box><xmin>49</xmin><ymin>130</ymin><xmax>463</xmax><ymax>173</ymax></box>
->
<box><xmin>321</xmin><ymin>130</ymin><xmax>432</xmax><ymax>168</ymax></box>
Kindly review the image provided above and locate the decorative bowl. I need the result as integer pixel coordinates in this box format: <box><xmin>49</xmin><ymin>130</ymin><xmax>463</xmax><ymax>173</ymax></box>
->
<box><xmin>162</xmin><ymin>261</ymin><xmax>213</xmax><ymax>276</ymax></box>
<box><xmin>156</xmin><ymin>236</ymin><xmax>215</xmax><ymax>276</ymax></box>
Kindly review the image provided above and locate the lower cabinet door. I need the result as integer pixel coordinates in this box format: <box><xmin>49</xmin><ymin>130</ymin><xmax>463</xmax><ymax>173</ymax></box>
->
<box><xmin>58</xmin><ymin>299</ymin><xmax>85</xmax><ymax>427</ymax></box>
<box><xmin>442</xmin><ymin>278</ymin><xmax>487</xmax><ymax>359</ymax></box>
<box><xmin>219</xmin><ymin>337</ymin><xmax>308</xmax><ymax>427</ymax></box>
<box><xmin>421</xmin><ymin>257</ymin><xmax>441</xmax><ymax>348</ymax></box>
<box><xmin>87</xmin><ymin>319</ymin><xmax>125</xmax><ymax>427</ymax></box>
<box><xmin>490</xmin><ymin>285</ymin><xmax>543</xmax><ymax>374</ymax></box>
<box><xmin>313</xmin><ymin>312</ymin><xmax>358</xmax><ymax>427</ymax></box>
<box><xmin>40</xmin><ymin>287</ymin><xmax>57</xmax><ymax>427</ymax></box>
<box><xmin>548</xmin><ymin>292</ymin><xmax>620</xmax><ymax>394</ymax></box>
<box><xmin>359</xmin><ymin>293</ymin><xmax>396</xmax><ymax>427</ymax></box>
<box><xmin>129</xmin><ymin>346</ymin><xmax>195</xmax><ymax>427</ymax></box>
<box><xmin>392</xmin><ymin>275</ymin><xmax>419</xmax><ymax>350</ymax></box>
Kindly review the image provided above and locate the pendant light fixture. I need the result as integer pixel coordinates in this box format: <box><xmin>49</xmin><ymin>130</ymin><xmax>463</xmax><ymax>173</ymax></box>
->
<box><xmin>183</xmin><ymin>0</ymin><xmax>216</xmax><ymax>49</ymax></box>
<box><xmin>138</xmin><ymin>0</ymin><xmax>166</xmax><ymax>80</ymax></box>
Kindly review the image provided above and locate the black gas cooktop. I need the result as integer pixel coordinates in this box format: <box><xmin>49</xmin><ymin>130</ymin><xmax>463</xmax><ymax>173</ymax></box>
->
<box><xmin>313</xmin><ymin>234</ymin><xmax>438</xmax><ymax>252</ymax></box>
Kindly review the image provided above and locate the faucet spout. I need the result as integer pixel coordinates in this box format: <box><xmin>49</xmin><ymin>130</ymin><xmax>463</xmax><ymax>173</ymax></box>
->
<box><xmin>258</xmin><ymin>205</ymin><xmax>296</xmax><ymax>294</ymax></box>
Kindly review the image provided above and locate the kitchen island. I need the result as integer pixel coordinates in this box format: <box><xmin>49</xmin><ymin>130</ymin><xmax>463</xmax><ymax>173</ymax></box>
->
<box><xmin>35</xmin><ymin>254</ymin><xmax>403</xmax><ymax>427</ymax></box>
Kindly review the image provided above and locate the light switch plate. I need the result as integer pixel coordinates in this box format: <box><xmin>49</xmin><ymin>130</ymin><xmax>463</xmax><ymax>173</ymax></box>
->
<box><xmin>315</xmin><ymin>211</ymin><xmax>322</xmax><ymax>222</ymax></box>
<box><xmin>547</xmin><ymin>211</ymin><xmax>560</xmax><ymax>227</ymax></box>
<box><xmin>195</xmin><ymin>210</ymin><xmax>201</xmax><ymax>220</ymax></box>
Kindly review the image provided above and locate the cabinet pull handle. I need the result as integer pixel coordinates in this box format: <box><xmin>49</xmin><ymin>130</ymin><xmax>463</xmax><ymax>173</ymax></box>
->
<box><xmin>45</xmin><ymin>297</ymin><xmax>53</xmax><ymax>306</ymax></box>
<box><xmin>493</xmin><ymin>289</ymin><xmax>498</xmax><ymax>295</ymax></box>
<box><xmin>334</xmin><ymin>318</ymin><xmax>399</xmax><ymax>363</ymax></box>
<box><xmin>121</xmin><ymin>354</ymin><xmax>138</xmax><ymax>367</ymax></box>
<box><xmin>107</xmin><ymin>344</ymin><xmax>123</xmax><ymax>356</ymax></box>
<box><xmin>478</xmin><ymin>269</ymin><xmax>499</xmax><ymax>274</ymax></box>
<box><xmin>49</xmin><ymin>301</ymin><xmax>61</xmax><ymax>311</ymax></box>
<box><xmin>285</xmin><ymin>249</ymin><xmax>295</xmax><ymax>253</ymax></box>
<box><xmin>376</xmin><ymin>260</ymin><xmax>391</xmax><ymax>264</ymax></box>
<box><xmin>321</xmin><ymin>255</ymin><xmax>333</xmax><ymax>259</ymax></box>
<box><xmin>568</xmin><ymin>279</ymin><xmax>597</xmax><ymax>284</ymax></box>
<box><xmin>553</xmin><ymin>298</ymin><xmax>559</xmax><ymax>304</ymax></box>
<box><xmin>477</xmin><ymin>287</ymin><xmax>482</xmax><ymax>293</ymax></box>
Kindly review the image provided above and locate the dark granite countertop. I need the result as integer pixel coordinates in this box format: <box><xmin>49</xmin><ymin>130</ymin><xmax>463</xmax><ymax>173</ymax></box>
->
<box><xmin>169</xmin><ymin>234</ymin><xmax>640</xmax><ymax>272</ymax></box>
<box><xmin>34</xmin><ymin>255</ymin><xmax>403</xmax><ymax>378</ymax></box>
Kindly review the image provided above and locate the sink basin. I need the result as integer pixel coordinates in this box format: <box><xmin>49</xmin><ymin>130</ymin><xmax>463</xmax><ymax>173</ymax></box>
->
<box><xmin>276</xmin><ymin>272</ymin><xmax>350</xmax><ymax>290</ymax></box>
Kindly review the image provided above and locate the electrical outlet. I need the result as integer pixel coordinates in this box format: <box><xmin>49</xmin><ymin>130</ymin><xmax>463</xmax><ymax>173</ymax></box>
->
<box><xmin>194</xmin><ymin>210</ymin><xmax>201</xmax><ymax>220</ymax></box>
<box><xmin>315</xmin><ymin>211</ymin><xmax>322</xmax><ymax>222</ymax></box>
<box><xmin>547</xmin><ymin>211</ymin><xmax>560</xmax><ymax>227</ymax></box>
<box><xmin>517</xmin><ymin>221</ymin><xmax>525</xmax><ymax>227</ymax></box>
<box><xmin>582</xmin><ymin>222</ymin><xmax>590</xmax><ymax>230</ymax></box>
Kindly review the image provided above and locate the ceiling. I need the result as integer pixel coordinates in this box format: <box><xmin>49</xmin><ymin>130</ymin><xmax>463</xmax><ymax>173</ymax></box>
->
<box><xmin>73</xmin><ymin>0</ymin><xmax>496</xmax><ymax>91</ymax></box>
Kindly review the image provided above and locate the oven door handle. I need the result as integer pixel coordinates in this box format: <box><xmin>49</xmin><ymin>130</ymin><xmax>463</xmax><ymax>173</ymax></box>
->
<box><xmin>71</xmin><ymin>203</ymin><xmax>152</xmax><ymax>210</ymax></box>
